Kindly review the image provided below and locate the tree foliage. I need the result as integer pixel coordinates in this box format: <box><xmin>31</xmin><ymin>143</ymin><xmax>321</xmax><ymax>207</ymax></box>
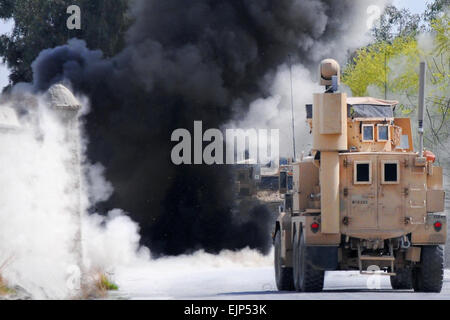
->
<box><xmin>342</xmin><ymin>37</ymin><xmax>419</xmax><ymax>98</ymax></box>
<box><xmin>431</xmin><ymin>12</ymin><xmax>450</xmax><ymax>54</ymax></box>
<box><xmin>422</xmin><ymin>13</ymin><xmax>450</xmax><ymax>154</ymax></box>
<box><xmin>424</xmin><ymin>0</ymin><xmax>450</xmax><ymax>23</ymax></box>
<box><xmin>371</xmin><ymin>5</ymin><xmax>423</xmax><ymax>42</ymax></box>
<box><xmin>0</xmin><ymin>0</ymin><xmax>130</xmax><ymax>86</ymax></box>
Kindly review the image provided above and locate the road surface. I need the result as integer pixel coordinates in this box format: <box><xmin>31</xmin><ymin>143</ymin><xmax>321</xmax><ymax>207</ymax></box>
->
<box><xmin>110</xmin><ymin>252</ymin><xmax>450</xmax><ymax>300</ymax></box>
<box><xmin>110</xmin><ymin>200</ymin><xmax>450</xmax><ymax>300</ymax></box>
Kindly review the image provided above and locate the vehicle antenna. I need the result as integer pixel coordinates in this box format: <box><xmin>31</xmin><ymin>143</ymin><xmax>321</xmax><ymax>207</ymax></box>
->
<box><xmin>288</xmin><ymin>54</ymin><xmax>297</xmax><ymax>162</ymax></box>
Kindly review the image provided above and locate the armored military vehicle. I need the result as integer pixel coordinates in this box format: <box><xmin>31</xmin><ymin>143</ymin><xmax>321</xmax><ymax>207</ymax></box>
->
<box><xmin>273</xmin><ymin>59</ymin><xmax>446</xmax><ymax>292</ymax></box>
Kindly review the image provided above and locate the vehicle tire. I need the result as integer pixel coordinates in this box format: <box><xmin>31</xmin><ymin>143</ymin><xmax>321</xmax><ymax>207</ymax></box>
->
<box><xmin>293</xmin><ymin>229</ymin><xmax>325</xmax><ymax>292</ymax></box>
<box><xmin>293</xmin><ymin>231</ymin><xmax>300</xmax><ymax>291</ymax></box>
<box><xmin>274</xmin><ymin>231</ymin><xmax>294</xmax><ymax>291</ymax></box>
<box><xmin>390</xmin><ymin>267</ymin><xmax>413</xmax><ymax>290</ymax></box>
<box><xmin>413</xmin><ymin>245</ymin><xmax>444</xmax><ymax>293</ymax></box>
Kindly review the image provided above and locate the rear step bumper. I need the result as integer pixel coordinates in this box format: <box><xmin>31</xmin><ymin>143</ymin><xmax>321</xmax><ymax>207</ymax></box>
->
<box><xmin>358</xmin><ymin>243</ymin><xmax>396</xmax><ymax>275</ymax></box>
<box><xmin>360</xmin><ymin>255</ymin><xmax>395</xmax><ymax>262</ymax></box>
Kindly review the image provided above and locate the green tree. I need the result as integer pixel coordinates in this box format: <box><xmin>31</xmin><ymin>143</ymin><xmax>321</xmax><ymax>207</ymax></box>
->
<box><xmin>0</xmin><ymin>0</ymin><xmax>131</xmax><ymax>87</ymax></box>
<box><xmin>421</xmin><ymin>14</ymin><xmax>449</xmax><ymax>155</ymax></box>
<box><xmin>342</xmin><ymin>36</ymin><xmax>419</xmax><ymax>98</ymax></box>
<box><xmin>424</xmin><ymin>0</ymin><xmax>450</xmax><ymax>23</ymax></box>
<box><xmin>371</xmin><ymin>5</ymin><xmax>423</xmax><ymax>43</ymax></box>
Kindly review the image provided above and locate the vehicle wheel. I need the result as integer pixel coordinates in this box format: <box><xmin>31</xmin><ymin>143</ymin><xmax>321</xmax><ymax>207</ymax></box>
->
<box><xmin>390</xmin><ymin>267</ymin><xmax>413</xmax><ymax>290</ymax></box>
<box><xmin>293</xmin><ymin>229</ymin><xmax>325</xmax><ymax>292</ymax></box>
<box><xmin>274</xmin><ymin>231</ymin><xmax>294</xmax><ymax>291</ymax></box>
<box><xmin>293</xmin><ymin>231</ymin><xmax>300</xmax><ymax>291</ymax></box>
<box><xmin>413</xmin><ymin>245</ymin><xmax>444</xmax><ymax>293</ymax></box>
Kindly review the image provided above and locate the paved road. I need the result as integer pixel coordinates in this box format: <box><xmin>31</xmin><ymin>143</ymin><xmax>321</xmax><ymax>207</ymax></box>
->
<box><xmin>111</xmin><ymin>199</ymin><xmax>450</xmax><ymax>300</ymax></box>
<box><xmin>112</xmin><ymin>263</ymin><xmax>450</xmax><ymax>300</ymax></box>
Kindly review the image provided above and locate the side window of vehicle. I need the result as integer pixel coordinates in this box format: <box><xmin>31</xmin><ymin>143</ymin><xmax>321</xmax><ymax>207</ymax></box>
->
<box><xmin>377</xmin><ymin>124</ymin><xmax>389</xmax><ymax>141</ymax></box>
<box><xmin>362</xmin><ymin>124</ymin><xmax>374</xmax><ymax>142</ymax></box>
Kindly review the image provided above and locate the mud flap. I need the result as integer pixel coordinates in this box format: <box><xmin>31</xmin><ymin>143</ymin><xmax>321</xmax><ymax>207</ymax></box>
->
<box><xmin>306</xmin><ymin>246</ymin><xmax>339</xmax><ymax>271</ymax></box>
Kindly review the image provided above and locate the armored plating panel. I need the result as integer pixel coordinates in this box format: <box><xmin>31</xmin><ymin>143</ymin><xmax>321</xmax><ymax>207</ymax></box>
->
<box><xmin>312</xmin><ymin>93</ymin><xmax>347</xmax><ymax>151</ymax></box>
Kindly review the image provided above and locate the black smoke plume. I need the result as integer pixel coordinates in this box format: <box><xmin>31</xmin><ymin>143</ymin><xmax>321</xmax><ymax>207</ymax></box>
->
<box><xmin>30</xmin><ymin>0</ymin><xmax>376</xmax><ymax>256</ymax></box>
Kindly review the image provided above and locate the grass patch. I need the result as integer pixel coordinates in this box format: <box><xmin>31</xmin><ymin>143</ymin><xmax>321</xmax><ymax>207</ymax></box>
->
<box><xmin>0</xmin><ymin>275</ymin><xmax>15</xmax><ymax>296</ymax></box>
<box><xmin>0</xmin><ymin>258</ymin><xmax>15</xmax><ymax>297</ymax></box>
<box><xmin>73</xmin><ymin>270</ymin><xmax>120</xmax><ymax>299</ymax></box>
<box><xmin>97</xmin><ymin>273</ymin><xmax>119</xmax><ymax>291</ymax></box>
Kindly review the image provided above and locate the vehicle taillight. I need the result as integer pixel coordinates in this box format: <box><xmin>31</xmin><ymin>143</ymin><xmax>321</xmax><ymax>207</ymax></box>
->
<box><xmin>311</xmin><ymin>222</ymin><xmax>320</xmax><ymax>233</ymax></box>
<box><xmin>434</xmin><ymin>221</ymin><xmax>442</xmax><ymax>232</ymax></box>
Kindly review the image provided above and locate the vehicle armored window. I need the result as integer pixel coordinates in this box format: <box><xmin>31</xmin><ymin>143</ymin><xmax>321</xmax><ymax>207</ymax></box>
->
<box><xmin>381</xmin><ymin>160</ymin><xmax>400</xmax><ymax>184</ymax></box>
<box><xmin>377</xmin><ymin>124</ymin><xmax>389</xmax><ymax>141</ymax></box>
<box><xmin>362</xmin><ymin>124</ymin><xmax>374</xmax><ymax>142</ymax></box>
<box><xmin>354</xmin><ymin>160</ymin><xmax>372</xmax><ymax>184</ymax></box>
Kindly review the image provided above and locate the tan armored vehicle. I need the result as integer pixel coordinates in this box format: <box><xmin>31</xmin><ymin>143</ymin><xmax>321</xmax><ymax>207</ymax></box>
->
<box><xmin>273</xmin><ymin>59</ymin><xmax>446</xmax><ymax>292</ymax></box>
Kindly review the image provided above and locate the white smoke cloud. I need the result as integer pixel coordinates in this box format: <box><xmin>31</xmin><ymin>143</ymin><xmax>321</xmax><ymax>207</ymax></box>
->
<box><xmin>0</xmin><ymin>97</ymin><xmax>79</xmax><ymax>299</ymax></box>
<box><xmin>83</xmin><ymin>163</ymin><xmax>114</xmax><ymax>204</ymax></box>
<box><xmin>82</xmin><ymin>209</ymin><xmax>150</xmax><ymax>272</ymax></box>
<box><xmin>0</xmin><ymin>91</ymin><xmax>150</xmax><ymax>299</ymax></box>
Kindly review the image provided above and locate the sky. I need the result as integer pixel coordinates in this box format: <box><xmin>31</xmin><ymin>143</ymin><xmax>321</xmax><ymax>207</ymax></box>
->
<box><xmin>0</xmin><ymin>0</ymin><xmax>435</xmax><ymax>90</ymax></box>
<box><xmin>394</xmin><ymin>0</ymin><xmax>429</xmax><ymax>14</ymax></box>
